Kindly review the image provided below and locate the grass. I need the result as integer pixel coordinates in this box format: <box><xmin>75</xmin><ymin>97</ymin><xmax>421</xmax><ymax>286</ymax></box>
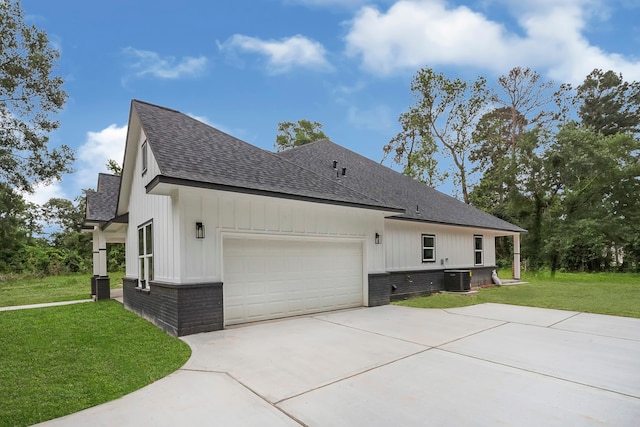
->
<box><xmin>395</xmin><ymin>271</ymin><xmax>640</xmax><ymax>318</ymax></box>
<box><xmin>0</xmin><ymin>301</ymin><xmax>191</xmax><ymax>427</ymax></box>
<box><xmin>0</xmin><ymin>271</ymin><xmax>125</xmax><ymax>307</ymax></box>
<box><xmin>1</xmin><ymin>270</ymin><xmax>637</xmax><ymax>425</ymax></box>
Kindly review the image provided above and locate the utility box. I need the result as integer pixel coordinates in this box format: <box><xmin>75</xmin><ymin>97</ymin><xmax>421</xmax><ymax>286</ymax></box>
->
<box><xmin>444</xmin><ymin>270</ymin><xmax>471</xmax><ymax>292</ymax></box>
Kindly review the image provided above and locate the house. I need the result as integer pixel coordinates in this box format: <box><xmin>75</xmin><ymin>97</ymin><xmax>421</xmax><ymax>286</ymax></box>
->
<box><xmin>84</xmin><ymin>100</ymin><xmax>525</xmax><ymax>336</ymax></box>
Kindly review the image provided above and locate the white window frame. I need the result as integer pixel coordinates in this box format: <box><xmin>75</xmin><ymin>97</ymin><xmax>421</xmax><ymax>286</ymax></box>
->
<box><xmin>474</xmin><ymin>235</ymin><xmax>484</xmax><ymax>266</ymax></box>
<box><xmin>137</xmin><ymin>221</ymin><xmax>153</xmax><ymax>289</ymax></box>
<box><xmin>422</xmin><ymin>234</ymin><xmax>436</xmax><ymax>263</ymax></box>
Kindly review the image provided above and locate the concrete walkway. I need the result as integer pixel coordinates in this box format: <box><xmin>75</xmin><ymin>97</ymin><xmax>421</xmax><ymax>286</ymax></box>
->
<box><xmin>37</xmin><ymin>304</ymin><xmax>640</xmax><ymax>426</ymax></box>
<box><xmin>0</xmin><ymin>299</ymin><xmax>93</xmax><ymax>311</ymax></box>
<box><xmin>0</xmin><ymin>288</ymin><xmax>124</xmax><ymax>312</ymax></box>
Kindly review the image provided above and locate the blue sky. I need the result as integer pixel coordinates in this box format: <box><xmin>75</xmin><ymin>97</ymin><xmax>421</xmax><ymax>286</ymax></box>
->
<box><xmin>21</xmin><ymin>0</ymin><xmax>640</xmax><ymax>204</ymax></box>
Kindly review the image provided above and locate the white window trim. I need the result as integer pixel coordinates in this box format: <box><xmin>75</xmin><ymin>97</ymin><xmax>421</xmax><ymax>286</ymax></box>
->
<box><xmin>137</xmin><ymin>221</ymin><xmax>153</xmax><ymax>289</ymax></box>
<box><xmin>422</xmin><ymin>234</ymin><xmax>436</xmax><ymax>263</ymax></box>
<box><xmin>474</xmin><ymin>235</ymin><xmax>484</xmax><ymax>266</ymax></box>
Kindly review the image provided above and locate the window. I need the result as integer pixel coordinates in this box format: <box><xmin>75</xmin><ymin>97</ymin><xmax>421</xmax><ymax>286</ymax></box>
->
<box><xmin>422</xmin><ymin>234</ymin><xmax>436</xmax><ymax>262</ymax></box>
<box><xmin>138</xmin><ymin>221</ymin><xmax>153</xmax><ymax>289</ymax></box>
<box><xmin>141</xmin><ymin>140</ymin><xmax>148</xmax><ymax>175</ymax></box>
<box><xmin>474</xmin><ymin>235</ymin><xmax>483</xmax><ymax>265</ymax></box>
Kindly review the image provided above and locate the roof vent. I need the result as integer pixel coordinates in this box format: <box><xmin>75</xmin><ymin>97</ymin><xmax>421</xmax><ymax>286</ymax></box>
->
<box><xmin>416</xmin><ymin>204</ymin><xmax>422</xmax><ymax>216</ymax></box>
<box><xmin>341</xmin><ymin>167</ymin><xmax>346</xmax><ymax>176</ymax></box>
<box><xmin>332</xmin><ymin>160</ymin><xmax>338</xmax><ymax>169</ymax></box>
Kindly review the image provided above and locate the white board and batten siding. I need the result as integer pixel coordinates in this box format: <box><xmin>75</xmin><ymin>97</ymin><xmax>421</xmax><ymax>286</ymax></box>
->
<box><xmin>177</xmin><ymin>187</ymin><xmax>386</xmax><ymax>284</ymax></box>
<box><xmin>384</xmin><ymin>219</ymin><xmax>497</xmax><ymax>271</ymax></box>
<box><xmin>125</xmin><ymin>129</ymin><xmax>177</xmax><ymax>280</ymax></box>
<box><xmin>177</xmin><ymin>188</ymin><xmax>386</xmax><ymax>325</ymax></box>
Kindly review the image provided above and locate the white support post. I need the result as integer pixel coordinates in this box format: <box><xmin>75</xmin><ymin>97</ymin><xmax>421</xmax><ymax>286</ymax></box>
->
<box><xmin>92</xmin><ymin>227</ymin><xmax>100</xmax><ymax>276</ymax></box>
<box><xmin>98</xmin><ymin>228</ymin><xmax>108</xmax><ymax>277</ymax></box>
<box><xmin>513</xmin><ymin>233</ymin><xmax>521</xmax><ymax>280</ymax></box>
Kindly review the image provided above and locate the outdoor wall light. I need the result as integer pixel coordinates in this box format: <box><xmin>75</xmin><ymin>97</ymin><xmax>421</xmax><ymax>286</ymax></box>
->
<box><xmin>196</xmin><ymin>222</ymin><xmax>205</xmax><ymax>239</ymax></box>
<box><xmin>375</xmin><ymin>233</ymin><xmax>381</xmax><ymax>244</ymax></box>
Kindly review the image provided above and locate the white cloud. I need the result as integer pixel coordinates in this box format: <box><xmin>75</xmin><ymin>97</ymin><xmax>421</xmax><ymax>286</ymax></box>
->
<box><xmin>76</xmin><ymin>124</ymin><xmax>127</xmax><ymax>189</ymax></box>
<box><xmin>22</xmin><ymin>181</ymin><xmax>67</xmax><ymax>206</ymax></box>
<box><xmin>21</xmin><ymin>124</ymin><xmax>126</xmax><ymax>211</ymax></box>
<box><xmin>344</xmin><ymin>0</ymin><xmax>640</xmax><ymax>83</ymax></box>
<box><xmin>123</xmin><ymin>47</ymin><xmax>207</xmax><ymax>79</ymax></box>
<box><xmin>221</xmin><ymin>34</ymin><xmax>333</xmax><ymax>73</ymax></box>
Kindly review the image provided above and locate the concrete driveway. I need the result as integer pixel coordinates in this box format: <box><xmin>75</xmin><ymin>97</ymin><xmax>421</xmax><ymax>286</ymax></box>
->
<box><xmin>39</xmin><ymin>304</ymin><xmax>640</xmax><ymax>426</ymax></box>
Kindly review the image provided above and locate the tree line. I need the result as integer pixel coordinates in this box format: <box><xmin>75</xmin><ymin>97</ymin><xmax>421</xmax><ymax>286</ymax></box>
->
<box><xmin>0</xmin><ymin>1</ymin><xmax>124</xmax><ymax>276</ymax></box>
<box><xmin>384</xmin><ymin>67</ymin><xmax>639</xmax><ymax>273</ymax></box>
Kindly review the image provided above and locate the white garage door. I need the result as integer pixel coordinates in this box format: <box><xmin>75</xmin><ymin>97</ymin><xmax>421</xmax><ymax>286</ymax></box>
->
<box><xmin>223</xmin><ymin>237</ymin><xmax>363</xmax><ymax>325</ymax></box>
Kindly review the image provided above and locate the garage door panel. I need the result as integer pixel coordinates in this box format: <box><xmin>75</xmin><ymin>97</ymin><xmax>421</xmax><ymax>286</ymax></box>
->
<box><xmin>223</xmin><ymin>238</ymin><xmax>363</xmax><ymax>326</ymax></box>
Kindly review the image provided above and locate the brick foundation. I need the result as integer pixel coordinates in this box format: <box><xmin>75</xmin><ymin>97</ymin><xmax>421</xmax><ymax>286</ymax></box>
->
<box><xmin>368</xmin><ymin>273</ymin><xmax>391</xmax><ymax>306</ymax></box>
<box><xmin>369</xmin><ymin>266</ymin><xmax>498</xmax><ymax>303</ymax></box>
<box><xmin>95</xmin><ymin>277</ymin><xmax>110</xmax><ymax>300</ymax></box>
<box><xmin>121</xmin><ymin>266</ymin><xmax>498</xmax><ymax>336</ymax></box>
<box><xmin>123</xmin><ymin>278</ymin><xmax>223</xmax><ymax>336</ymax></box>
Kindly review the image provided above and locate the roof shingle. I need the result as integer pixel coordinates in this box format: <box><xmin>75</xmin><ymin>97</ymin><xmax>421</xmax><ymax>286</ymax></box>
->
<box><xmin>132</xmin><ymin>100</ymin><xmax>403</xmax><ymax>213</ymax></box>
<box><xmin>278</xmin><ymin>139</ymin><xmax>525</xmax><ymax>233</ymax></box>
<box><xmin>86</xmin><ymin>173</ymin><xmax>120</xmax><ymax>222</ymax></box>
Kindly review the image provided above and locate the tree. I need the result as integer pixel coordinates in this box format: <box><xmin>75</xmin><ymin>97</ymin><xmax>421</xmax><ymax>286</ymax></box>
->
<box><xmin>382</xmin><ymin>111</ymin><xmax>444</xmax><ymax>187</ymax></box>
<box><xmin>106</xmin><ymin>159</ymin><xmax>122</xmax><ymax>176</ymax></box>
<box><xmin>42</xmin><ymin>197</ymin><xmax>86</xmax><ymax>232</ymax></box>
<box><xmin>389</xmin><ymin>67</ymin><xmax>491</xmax><ymax>203</ymax></box>
<box><xmin>0</xmin><ymin>182</ymin><xmax>27</xmax><ymax>270</ymax></box>
<box><xmin>0</xmin><ymin>0</ymin><xmax>73</xmax><ymax>193</ymax></box>
<box><xmin>275</xmin><ymin>120</ymin><xmax>328</xmax><ymax>152</ymax></box>
<box><xmin>469</xmin><ymin>67</ymin><xmax>565</xmax><ymax>269</ymax></box>
<box><xmin>545</xmin><ymin>124</ymin><xmax>640</xmax><ymax>271</ymax></box>
<box><xmin>477</xmin><ymin>67</ymin><xmax>563</xmax><ymax>181</ymax></box>
<box><xmin>575</xmin><ymin>69</ymin><xmax>640</xmax><ymax>136</ymax></box>
<box><xmin>469</xmin><ymin>107</ymin><xmax>528</xmax><ymax>209</ymax></box>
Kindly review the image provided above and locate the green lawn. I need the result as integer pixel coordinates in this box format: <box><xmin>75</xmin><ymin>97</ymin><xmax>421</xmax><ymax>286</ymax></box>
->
<box><xmin>395</xmin><ymin>271</ymin><xmax>640</xmax><ymax>318</ymax></box>
<box><xmin>0</xmin><ymin>301</ymin><xmax>191</xmax><ymax>427</ymax></box>
<box><xmin>1</xmin><ymin>271</ymin><xmax>638</xmax><ymax>425</ymax></box>
<box><xmin>0</xmin><ymin>272</ymin><xmax>125</xmax><ymax>307</ymax></box>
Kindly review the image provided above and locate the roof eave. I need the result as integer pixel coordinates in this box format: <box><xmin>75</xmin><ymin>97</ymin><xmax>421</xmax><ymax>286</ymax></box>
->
<box><xmin>147</xmin><ymin>174</ymin><xmax>405</xmax><ymax>214</ymax></box>
<box><xmin>82</xmin><ymin>220</ymin><xmax>104</xmax><ymax>231</ymax></box>
<box><xmin>386</xmin><ymin>215</ymin><xmax>527</xmax><ymax>234</ymax></box>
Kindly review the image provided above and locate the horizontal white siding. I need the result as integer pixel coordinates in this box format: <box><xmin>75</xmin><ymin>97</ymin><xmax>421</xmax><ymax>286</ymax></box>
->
<box><xmin>384</xmin><ymin>220</ymin><xmax>497</xmax><ymax>271</ymax></box>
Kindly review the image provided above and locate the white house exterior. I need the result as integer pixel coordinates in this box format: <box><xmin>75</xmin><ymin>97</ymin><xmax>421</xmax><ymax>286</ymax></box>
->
<box><xmin>85</xmin><ymin>100</ymin><xmax>525</xmax><ymax>336</ymax></box>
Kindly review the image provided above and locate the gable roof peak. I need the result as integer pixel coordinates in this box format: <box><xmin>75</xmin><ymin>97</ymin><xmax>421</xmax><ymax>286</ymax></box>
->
<box><xmin>131</xmin><ymin>99</ymin><xmax>181</xmax><ymax>114</ymax></box>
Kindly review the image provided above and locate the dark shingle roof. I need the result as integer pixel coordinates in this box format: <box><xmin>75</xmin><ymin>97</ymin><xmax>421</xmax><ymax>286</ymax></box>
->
<box><xmin>278</xmin><ymin>139</ymin><xmax>526</xmax><ymax>233</ymax></box>
<box><xmin>132</xmin><ymin>100</ymin><xmax>402</xmax><ymax>212</ymax></box>
<box><xmin>86</xmin><ymin>173</ymin><xmax>120</xmax><ymax>222</ymax></box>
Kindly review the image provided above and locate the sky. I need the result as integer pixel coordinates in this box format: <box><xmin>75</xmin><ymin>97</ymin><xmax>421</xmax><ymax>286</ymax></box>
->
<box><xmin>20</xmin><ymin>0</ymin><xmax>640</xmax><ymax>205</ymax></box>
